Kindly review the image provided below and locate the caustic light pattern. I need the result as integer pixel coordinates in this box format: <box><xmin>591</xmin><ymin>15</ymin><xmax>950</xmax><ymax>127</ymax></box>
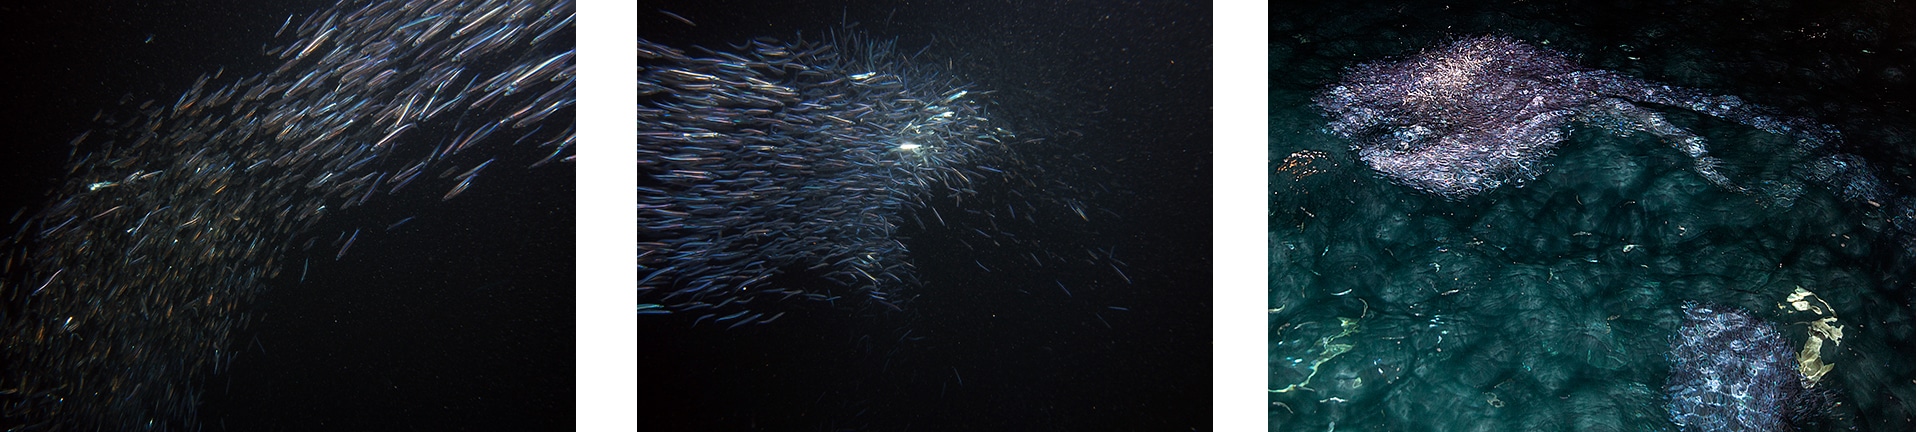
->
<box><xmin>1666</xmin><ymin>302</ymin><xmax>1832</xmax><ymax>432</ymax></box>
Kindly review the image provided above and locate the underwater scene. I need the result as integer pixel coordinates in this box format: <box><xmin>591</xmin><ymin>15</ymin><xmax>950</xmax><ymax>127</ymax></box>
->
<box><xmin>0</xmin><ymin>0</ymin><xmax>575</xmax><ymax>429</ymax></box>
<box><xmin>640</xmin><ymin>0</ymin><xmax>1213</xmax><ymax>430</ymax></box>
<box><xmin>1272</xmin><ymin>0</ymin><xmax>1912</xmax><ymax>431</ymax></box>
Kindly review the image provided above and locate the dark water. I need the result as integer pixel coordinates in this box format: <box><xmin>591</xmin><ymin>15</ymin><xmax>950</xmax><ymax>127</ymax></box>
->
<box><xmin>1272</xmin><ymin>0</ymin><xmax>1912</xmax><ymax>431</ymax></box>
<box><xmin>197</xmin><ymin>173</ymin><xmax>575</xmax><ymax>431</ymax></box>
<box><xmin>0</xmin><ymin>1</ymin><xmax>574</xmax><ymax>429</ymax></box>
<box><xmin>639</xmin><ymin>0</ymin><xmax>1211</xmax><ymax>430</ymax></box>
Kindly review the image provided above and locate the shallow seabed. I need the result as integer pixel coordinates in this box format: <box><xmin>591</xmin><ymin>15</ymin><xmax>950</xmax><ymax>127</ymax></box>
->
<box><xmin>1270</xmin><ymin>1</ymin><xmax>1914</xmax><ymax>430</ymax></box>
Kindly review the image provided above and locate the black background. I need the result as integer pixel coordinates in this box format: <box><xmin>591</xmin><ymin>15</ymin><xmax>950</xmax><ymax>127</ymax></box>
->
<box><xmin>640</xmin><ymin>0</ymin><xmax>1213</xmax><ymax>430</ymax></box>
<box><xmin>0</xmin><ymin>1</ymin><xmax>575</xmax><ymax>430</ymax></box>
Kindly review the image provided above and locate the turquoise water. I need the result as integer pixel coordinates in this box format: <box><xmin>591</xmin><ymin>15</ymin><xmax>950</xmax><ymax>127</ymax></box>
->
<box><xmin>1270</xmin><ymin>33</ymin><xmax>1912</xmax><ymax>432</ymax></box>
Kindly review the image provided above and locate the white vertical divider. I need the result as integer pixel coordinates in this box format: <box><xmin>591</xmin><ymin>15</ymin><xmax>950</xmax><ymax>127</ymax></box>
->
<box><xmin>576</xmin><ymin>0</ymin><xmax>638</xmax><ymax>429</ymax></box>
<box><xmin>1215</xmin><ymin>2</ymin><xmax>1271</xmax><ymax>430</ymax></box>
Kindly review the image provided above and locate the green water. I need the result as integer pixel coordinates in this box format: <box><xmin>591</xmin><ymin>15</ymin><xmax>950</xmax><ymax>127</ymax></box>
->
<box><xmin>1269</xmin><ymin>51</ymin><xmax>1913</xmax><ymax>432</ymax></box>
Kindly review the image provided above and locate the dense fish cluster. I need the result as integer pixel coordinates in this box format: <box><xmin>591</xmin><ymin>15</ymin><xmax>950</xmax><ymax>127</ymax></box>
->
<box><xmin>1666</xmin><ymin>302</ymin><xmax>1831</xmax><ymax>431</ymax></box>
<box><xmin>639</xmin><ymin>34</ymin><xmax>1016</xmax><ymax>325</ymax></box>
<box><xmin>1315</xmin><ymin>35</ymin><xmax>1905</xmax><ymax>224</ymax></box>
<box><xmin>0</xmin><ymin>0</ymin><xmax>574</xmax><ymax>429</ymax></box>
